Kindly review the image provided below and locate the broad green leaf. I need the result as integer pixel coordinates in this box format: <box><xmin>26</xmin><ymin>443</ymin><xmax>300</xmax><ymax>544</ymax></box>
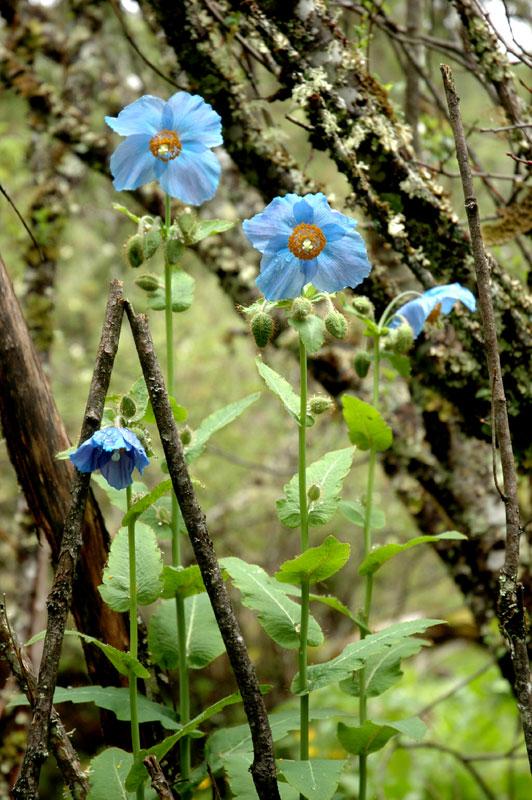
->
<box><xmin>276</xmin><ymin>536</ymin><xmax>350</xmax><ymax>585</ymax></box>
<box><xmin>276</xmin><ymin>759</ymin><xmax>346</xmax><ymax>800</ymax></box>
<box><xmin>27</xmin><ymin>629</ymin><xmax>150</xmax><ymax>679</ymax></box>
<box><xmin>255</xmin><ymin>357</ymin><xmax>314</xmax><ymax>427</ymax></box>
<box><xmin>276</xmin><ymin>448</ymin><xmax>355</xmax><ymax>528</ymax></box>
<box><xmin>11</xmin><ymin>685</ymin><xmax>181</xmax><ymax>730</ymax></box>
<box><xmin>184</xmin><ymin>393</ymin><xmax>260</xmax><ymax>463</ymax></box>
<box><xmin>161</xmin><ymin>564</ymin><xmax>206</xmax><ymax>599</ymax></box>
<box><xmin>337</xmin><ymin>717</ymin><xmax>426</xmax><ymax>755</ymax></box>
<box><xmin>342</xmin><ymin>395</ymin><xmax>393</xmax><ymax>451</ymax></box>
<box><xmin>291</xmin><ymin>619</ymin><xmax>443</xmax><ymax>693</ymax></box>
<box><xmin>87</xmin><ymin>748</ymin><xmax>150</xmax><ymax>800</ymax></box>
<box><xmin>148</xmin><ymin>594</ymin><xmax>225</xmax><ymax>670</ymax></box>
<box><xmin>339</xmin><ymin>637</ymin><xmax>426</xmax><ymax>698</ymax></box>
<box><xmin>222</xmin><ymin>557</ymin><xmax>323</xmax><ymax>649</ymax></box>
<box><xmin>143</xmin><ymin>397</ymin><xmax>187</xmax><ymax>424</ymax></box>
<box><xmin>384</xmin><ymin>352</ymin><xmax>411</xmax><ymax>377</ymax></box>
<box><xmin>147</xmin><ymin>268</ymin><xmax>195</xmax><ymax>312</ymax></box>
<box><xmin>122</xmin><ymin>479</ymin><xmax>172</xmax><ymax>526</ymax></box>
<box><xmin>189</xmin><ymin>218</ymin><xmax>236</xmax><ymax>243</ymax></box>
<box><xmin>99</xmin><ymin>524</ymin><xmax>163</xmax><ymax>612</ymax></box>
<box><xmin>288</xmin><ymin>315</ymin><xmax>325</xmax><ymax>355</ymax></box>
<box><xmin>358</xmin><ymin>531</ymin><xmax>467</xmax><ymax>576</ymax></box>
<box><xmin>127</xmin><ymin>377</ymin><xmax>150</xmax><ymax>422</ymax></box>
<box><xmin>138</xmin><ymin>495</ymin><xmax>175</xmax><ymax>540</ymax></box>
<box><xmin>223</xmin><ymin>753</ymin><xmax>298</xmax><ymax>800</ymax></box>
<box><xmin>338</xmin><ymin>500</ymin><xmax>386</xmax><ymax>530</ymax></box>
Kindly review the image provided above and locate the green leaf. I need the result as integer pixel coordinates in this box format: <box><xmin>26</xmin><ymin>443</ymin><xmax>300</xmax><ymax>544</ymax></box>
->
<box><xmin>338</xmin><ymin>500</ymin><xmax>386</xmax><ymax>529</ymax></box>
<box><xmin>342</xmin><ymin>395</ymin><xmax>393</xmax><ymax>451</ymax></box>
<box><xmin>276</xmin><ymin>448</ymin><xmax>355</xmax><ymax>528</ymax></box>
<box><xmin>122</xmin><ymin>480</ymin><xmax>172</xmax><ymax>526</ymax></box>
<box><xmin>148</xmin><ymin>594</ymin><xmax>225</xmax><ymax>670</ymax></box>
<box><xmin>223</xmin><ymin>753</ymin><xmax>299</xmax><ymax>800</ymax></box>
<box><xmin>127</xmin><ymin>377</ymin><xmax>150</xmax><ymax>422</ymax></box>
<box><xmin>288</xmin><ymin>315</ymin><xmax>325</xmax><ymax>355</ymax></box>
<box><xmin>276</xmin><ymin>536</ymin><xmax>350</xmax><ymax>585</ymax></box>
<box><xmin>308</xmin><ymin>594</ymin><xmax>371</xmax><ymax>634</ymax></box>
<box><xmin>276</xmin><ymin>759</ymin><xmax>346</xmax><ymax>800</ymax></box>
<box><xmin>255</xmin><ymin>357</ymin><xmax>314</xmax><ymax>427</ymax></box>
<box><xmin>161</xmin><ymin>564</ymin><xmax>206</xmax><ymax>599</ymax></box>
<box><xmin>291</xmin><ymin>619</ymin><xmax>443</xmax><ymax>693</ymax></box>
<box><xmin>222</xmin><ymin>557</ymin><xmax>323</xmax><ymax>649</ymax></box>
<box><xmin>339</xmin><ymin>637</ymin><xmax>426</xmax><ymax>698</ymax></box>
<box><xmin>147</xmin><ymin>269</ymin><xmax>195</xmax><ymax>312</ymax></box>
<box><xmin>337</xmin><ymin>717</ymin><xmax>426</xmax><ymax>755</ymax></box>
<box><xmin>87</xmin><ymin>748</ymin><xmax>135</xmax><ymax>800</ymax></box>
<box><xmin>55</xmin><ymin>445</ymin><xmax>77</xmax><ymax>460</ymax></box>
<box><xmin>384</xmin><ymin>352</ymin><xmax>411</xmax><ymax>377</ymax></box>
<box><xmin>188</xmin><ymin>218</ymin><xmax>236</xmax><ymax>243</ymax></box>
<box><xmin>143</xmin><ymin>397</ymin><xmax>187</xmax><ymax>424</ymax></box>
<box><xmin>358</xmin><ymin>531</ymin><xmax>467</xmax><ymax>576</ymax></box>
<box><xmin>184</xmin><ymin>393</ymin><xmax>260</xmax><ymax>463</ymax></box>
<box><xmin>112</xmin><ymin>203</ymin><xmax>140</xmax><ymax>223</ymax></box>
<box><xmin>98</xmin><ymin>524</ymin><xmax>163</xmax><ymax>612</ymax></box>
<box><xmin>138</xmin><ymin>496</ymin><xmax>175</xmax><ymax>540</ymax></box>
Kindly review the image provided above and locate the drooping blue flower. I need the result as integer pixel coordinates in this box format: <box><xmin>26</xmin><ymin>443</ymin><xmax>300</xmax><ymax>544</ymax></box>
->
<box><xmin>70</xmin><ymin>427</ymin><xmax>149</xmax><ymax>490</ymax></box>
<box><xmin>390</xmin><ymin>283</ymin><xmax>476</xmax><ymax>337</ymax></box>
<box><xmin>242</xmin><ymin>193</ymin><xmax>372</xmax><ymax>301</ymax></box>
<box><xmin>105</xmin><ymin>92</ymin><xmax>223</xmax><ymax>205</ymax></box>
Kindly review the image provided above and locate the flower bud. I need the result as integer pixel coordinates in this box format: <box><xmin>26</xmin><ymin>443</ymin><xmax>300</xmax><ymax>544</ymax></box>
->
<box><xmin>178</xmin><ymin>212</ymin><xmax>196</xmax><ymax>239</ymax></box>
<box><xmin>180</xmin><ymin>425</ymin><xmax>193</xmax><ymax>446</ymax></box>
<box><xmin>125</xmin><ymin>234</ymin><xmax>144</xmax><ymax>268</ymax></box>
<box><xmin>388</xmin><ymin>323</ymin><xmax>414</xmax><ymax>354</ymax></box>
<box><xmin>325</xmin><ymin>310</ymin><xmax>348</xmax><ymax>340</ymax></box>
<box><xmin>354</xmin><ymin>350</ymin><xmax>371</xmax><ymax>378</ymax></box>
<box><xmin>134</xmin><ymin>273</ymin><xmax>162</xmax><ymax>292</ymax></box>
<box><xmin>309</xmin><ymin>395</ymin><xmax>333</xmax><ymax>415</ymax></box>
<box><xmin>307</xmin><ymin>484</ymin><xmax>321</xmax><ymax>502</ymax></box>
<box><xmin>119</xmin><ymin>395</ymin><xmax>137</xmax><ymax>420</ymax></box>
<box><xmin>291</xmin><ymin>297</ymin><xmax>313</xmax><ymax>320</ymax></box>
<box><xmin>143</xmin><ymin>227</ymin><xmax>162</xmax><ymax>260</ymax></box>
<box><xmin>166</xmin><ymin>236</ymin><xmax>184</xmax><ymax>265</ymax></box>
<box><xmin>352</xmin><ymin>296</ymin><xmax>374</xmax><ymax>317</ymax></box>
<box><xmin>250</xmin><ymin>311</ymin><xmax>274</xmax><ymax>348</ymax></box>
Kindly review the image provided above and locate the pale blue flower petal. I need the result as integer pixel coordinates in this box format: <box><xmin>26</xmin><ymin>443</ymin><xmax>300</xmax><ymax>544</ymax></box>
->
<box><xmin>109</xmin><ymin>135</ymin><xmax>156</xmax><ymax>191</ymax></box>
<box><xmin>156</xmin><ymin>148</ymin><xmax>221</xmax><ymax>205</ymax></box>
<box><xmin>162</xmin><ymin>92</ymin><xmax>222</xmax><ymax>148</ymax></box>
<box><xmin>105</xmin><ymin>95</ymin><xmax>165</xmax><ymax>136</ymax></box>
<box><xmin>390</xmin><ymin>283</ymin><xmax>477</xmax><ymax>337</ymax></box>
<box><xmin>302</xmin><ymin>258</ymin><xmax>319</xmax><ymax>282</ymax></box>
<box><xmin>293</xmin><ymin>197</ymin><xmax>314</xmax><ymax>224</ymax></box>
<box><xmin>69</xmin><ymin>427</ymin><xmax>149</xmax><ymax>490</ymax></box>
<box><xmin>312</xmin><ymin>234</ymin><xmax>371</xmax><ymax>292</ymax></box>
<box><xmin>256</xmin><ymin>249</ymin><xmax>307</xmax><ymax>300</ymax></box>
<box><xmin>242</xmin><ymin>196</ymin><xmax>298</xmax><ymax>252</ymax></box>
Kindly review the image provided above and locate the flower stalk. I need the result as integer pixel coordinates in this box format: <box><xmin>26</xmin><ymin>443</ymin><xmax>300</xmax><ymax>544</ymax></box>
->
<box><xmin>126</xmin><ymin>484</ymin><xmax>144</xmax><ymax>800</ymax></box>
<box><xmin>298</xmin><ymin>335</ymin><xmax>310</xmax><ymax>775</ymax></box>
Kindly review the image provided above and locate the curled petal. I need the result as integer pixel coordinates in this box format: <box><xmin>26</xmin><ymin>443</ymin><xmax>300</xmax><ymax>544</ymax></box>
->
<box><xmin>105</xmin><ymin>95</ymin><xmax>165</xmax><ymax>136</ymax></box>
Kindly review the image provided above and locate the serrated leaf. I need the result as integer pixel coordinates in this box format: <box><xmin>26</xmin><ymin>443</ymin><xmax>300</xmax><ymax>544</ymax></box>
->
<box><xmin>87</xmin><ymin>748</ymin><xmax>139</xmax><ymax>800</ymax></box>
<box><xmin>359</xmin><ymin>531</ymin><xmax>467</xmax><ymax>576</ymax></box>
<box><xmin>98</xmin><ymin>524</ymin><xmax>163</xmax><ymax>612</ymax></box>
<box><xmin>189</xmin><ymin>218</ymin><xmax>236</xmax><ymax>243</ymax></box>
<box><xmin>288</xmin><ymin>315</ymin><xmax>325</xmax><ymax>355</ymax></box>
<box><xmin>255</xmin><ymin>357</ymin><xmax>314</xmax><ymax>427</ymax></box>
<box><xmin>276</xmin><ymin>448</ymin><xmax>355</xmax><ymax>529</ymax></box>
<box><xmin>222</xmin><ymin>557</ymin><xmax>323</xmax><ymax>649</ymax></box>
<box><xmin>342</xmin><ymin>395</ymin><xmax>392</xmax><ymax>451</ymax></box>
<box><xmin>146</xmin><ymin>269</ymin><xmax>195</xmax><ymax>312</ymax></box>
<box><xmin>276</xmin><ymin>759</ymin><xmax>346</xmax><ymax>800</ymax></box>
<box><xmin>127</xmin><ymin>377</ymin><xmax>150</xmax><ymax>422</ymax></box>
<box><xmin>291</xmin><ymin>619</ymin><xmax>443</xmax><ymax>694</ymax></box>
<box><xmin>148</xmin><ymin>594</ymin><xmax>225</xmax><ymax>670</ymax></box>
<box><xmin>161</xmin><ymin>564</ymin><xmax>206</xmax><ymax>599</ymax></box>
<box><xmin>339</xmin><ymin>637</ymin><xmax>426</xmax><ymax>698</ymax></box>
<box><xmin>337</xmin><ymin>717</ymin><xmax>426</xmax><ymax>755</ymax></box>
<box><xmin>184</xmin><ymin>393</ymin><xmax>260</xmax><ymax>463</ymax></box>
<box><xmin>338</xmin><ymin>500</ymin><xmax>386</xmax><ymax>529</ymax></box>
<box><xmin>143</xmin><ymin>396</ymin><xmax>187</xmax><ymax>424</ymax></box>
<box><xmin>276</xmin><ymin>536</ymin><xmax>350</xmax><ymax>585</ymax></box>
<box><xmin>122</xmin><ymin>480</ymin><xmax>172</xmax><ymax>526</ymax></box>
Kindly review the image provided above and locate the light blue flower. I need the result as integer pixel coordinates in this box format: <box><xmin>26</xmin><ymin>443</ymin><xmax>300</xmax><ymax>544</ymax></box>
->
<box><xmin>390</xmin><ymin>283</ymin><xmax>476</xmax><ymax>337</ymax></box>
<box><xmin>242</xmin><ymin>193</ymin><xmax>371</xmax><ymax>301</ymax></box>
<box><xmin>70</xmin><ymin>427</ymin><xmax>149</xmax><ymax>490</ymax></box>
<box><xmin>105</xmin><ymin>92</ymin><xmax>223</xmax><ymax>205</ymax></box>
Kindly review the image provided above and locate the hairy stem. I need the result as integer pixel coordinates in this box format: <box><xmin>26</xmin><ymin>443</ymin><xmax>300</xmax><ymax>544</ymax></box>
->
<box><xmin>298</xmin><ymin>335</ymin><xmax>310</xmax><ymax>777</ymax></box>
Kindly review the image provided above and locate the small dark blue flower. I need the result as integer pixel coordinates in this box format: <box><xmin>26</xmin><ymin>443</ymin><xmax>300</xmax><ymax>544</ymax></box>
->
<box><xmin>242</xmin><ymin>193</ymin><xmax>371</xmax><ymax>300</ymax></box>
<box><xmin>390</xmin><ymin>283</ymin><xmax>476</xmax><ymax>337</ymax></box>
<box><xmin>105</xmin><ymin>92</ymin><xmax>222</xmax><ymax>205</ymax></box>
<box><xmin>70</xmin><ymin>427</ymin><xmax>149</xmax><ymax>490</ymax></box>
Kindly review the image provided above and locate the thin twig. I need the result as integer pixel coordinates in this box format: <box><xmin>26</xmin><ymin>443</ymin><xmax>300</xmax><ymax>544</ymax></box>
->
<box><xmin>124</xmin><ymin>302</ymin><xmax>281</xmax><ymax>800</ymax></box>
<box><xmin>207</xmin><ymin>762</ymin><xmax>223</xmax><ymax>800</ymax></box>
<box><xmin>399</xmin><ymin>741</ymin><xmax>498</xmax><ymax>800</ymax></box>
<box><xmin>143</xmin><ymin>755</ymin><xmax>173</xmax><ymax>800</ymax></box>
<box><xmin>0</xmin><ymin>182</ymin><xmax>44</xmax><ymax>261</ymax></box>
<box><xmin>417</xmin><ymin>657</ymin><xmax>495</xmax><ymax>716</ymax></box>
<box><xmin>13</xmin><ymin>280</ymin><xmax>125</xmax><ymax>800</ymax></box>
<box><xmin>491</xmin><ymin>370</ymin><xmax>506</xmax><ymax>502</ymax></box>
<box><xmin>478</xmin><ymin>122</ymin><xmax>532</xmax><ymax>133</ymax></box>
<box><xmin>441</xmin><ymin>63</ymin><xmax>532</xmax><ymax>774</ymax></box>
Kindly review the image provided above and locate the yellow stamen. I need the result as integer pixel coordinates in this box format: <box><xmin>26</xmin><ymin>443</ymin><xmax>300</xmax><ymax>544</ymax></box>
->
<box><xmin>427</xmin><ymin>302</ymin><xmax>442</xmax><ymax>324</ymax></box>
<box><xmin>149</xmin><ymin>130</ymin><xmax>182</xmax><ymax>161</ymax></box>
<box><xmin>288</xmin><ymin>223</ymin><xmax>326</xmax><ymax>261</ymax></box>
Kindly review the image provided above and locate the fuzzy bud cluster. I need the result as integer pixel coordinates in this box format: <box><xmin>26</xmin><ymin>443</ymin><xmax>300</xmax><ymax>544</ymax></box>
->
<box><xmin>291</xmin><ymin>297</ymin><xmax>313</xmax><ymax>320</ymax></box>
<box><xmin>324</xmin><ymin>310</ymin><xmax>348</xmax><ymax>340</ymax></box>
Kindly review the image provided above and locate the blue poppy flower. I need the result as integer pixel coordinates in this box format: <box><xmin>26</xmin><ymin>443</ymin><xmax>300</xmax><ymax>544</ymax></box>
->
<box><xmin>105</xmin><ymin>92</ymin><xmax>223</xmax><ymax>205</ymax></box>
<box><xmin>390</xmin><ymin>283</ymin><xmax>476</xmax><ymax>337</ymax></box>
<box><xmin>70</xmin><ymin>427</ymin><xmax>149</xmax><ymax>490</ymax></box>
<box><xmin>242</xmin><ymin>193</ymin><xmax>372</xmax><ymax>301</ymax></box>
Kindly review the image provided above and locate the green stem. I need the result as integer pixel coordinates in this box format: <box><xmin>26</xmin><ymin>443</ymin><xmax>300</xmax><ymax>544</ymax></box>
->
<box><xmin>298</xmin><ymin>336</ymin><xmax>310</xmax><ymax>774</ymax></box>
<box><xmin>126</xmin><ymin>485</ymin><xmax>144</xmax><ymax>800</ymax></box>
<box><xmin>164</xmin><ymin>193</ymin><xmax>191</xmax><ymax>786</ymax></box>
<box><xmin>358</xmin><ymin>337</ymin><xmax>381</xmax><ymax>800</ymax></box>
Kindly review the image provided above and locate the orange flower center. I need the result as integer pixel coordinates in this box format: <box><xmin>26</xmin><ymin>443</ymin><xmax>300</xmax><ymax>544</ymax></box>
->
<box><xmin>149</xmin><ymin>130</ymin><xmax>182</xmax><ymax>161</ymax></box>
<box><xmin>427</xmin><ymin>302</ymin><xmax>442</xmax><ymax>324</ymax></box>
<box><xmin>288</xmin><ymin>223</ymin><xmax>326</xmax><ymax>261</ymax></box>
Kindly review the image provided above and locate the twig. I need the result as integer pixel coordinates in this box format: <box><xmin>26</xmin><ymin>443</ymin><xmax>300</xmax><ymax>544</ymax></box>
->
<box><xmin>441</xmin><ymin>63</ymin><xmax>532</xmax><ymax>774</ymax></box>
<box><xmin>506</xmin><ymin>152</ymin><xmax>532</xmax><ymax>165</ymax></box>
<box><xmin>207</xmin><ymin>762</ymin><xmax>223</xmax><ymax>800</ymax></box>
<box><xmin>143</xmin><ymin>755</ymin><xmax>173</xmax><ymax>800</ymax></box>
<box><xmin>0</xmin><ymin>602</ymin><xmax>90</xmax><ymax>800</ymax></box>
<box><xmin>399</xmin><ymin>741</ymin><xmax>498</xmax><ymax>800</ymax></box>
<box><xmin>13</xmin><ymin>280</ymin><xmax>125</xmax><ymax>799</ymax></box>
<box><xmin>491</xmin><ymin>370</ymin><xmax>506</xmax><ymax>502</ymax></box>
<box><xmin>124</xmin><ymin>302</ymin><xmax>281</xmax><ymax>800</ymax></box>
<box><xmin>0</xmin><ymin>182</ymin><xmax>44</xmax><ymax>261</ymax></box>
<box><xmin>416</xmin><ymin>657</ymin><xmax>495</xmax><ymax>716</ymax></box>
<box><xmin>478</xmin><ymin>122</ymin><xmax>532</xmax><ymax>132</ymax></box>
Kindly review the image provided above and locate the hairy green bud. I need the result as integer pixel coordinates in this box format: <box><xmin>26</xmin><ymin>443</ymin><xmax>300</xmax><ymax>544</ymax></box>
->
<box><xmin>119</xmin><ymin>395</ymin><xmax>137</xmax><ymax>420</ymax></box>
<box><xmin>325</xmin><ymin>310</ymin><xmax>348</xmax><ymax>340</ymax></box>
<box><xmin>307</xmin><ymin>484</ymin><xmax>321</xmax><ymax>502</ymax></box>
<box><xmin>352</xmin><ymin>296</ymin><xmax>374</xmax><ymax>317</ymax></box>
<box><xmin>134</xmin><ymin>273</ymin><xmax>162</xmax><ymax>292</ymax></box>
<box><xmin>166</xmin><ymin>235</ymin><xmax>184</xmax><ymax>265</ymax></box>
<box><xmin>291</xmin><ymin>297</ymin><xmax>313</xmax><ymax>320</ymax></box>
<box><xmin>250</xmin><ymin>311</ymin><xmax>274</xmax><ymax>348</ymax></box>
<box><xmin>143</xmin><ymin>227</ymin><xmax>162</xmax><ymax>260</ymax></box>
<box><xmin>354</xmin><ymin>350</ymin><xmax>371</xmax><ymax>378</ymax></box>
<box><xmin>308</xmin><ymin>395</ymin><xmax>334</xmax><ymax>415</ymax></box>
<box><xmin>180</xmin><ymin>425</ymin><xmax>193</xmax><ymax>446</ymax></box>
<box><xmin>178</xmin><ymin>212</ymin><xmax>196</xmax><ymax>239</ymax></box>
<box><xmin>388</xmin><ymin>323</ymin><xmax>414</xmax><ymax>354</ymax></box>
<box><xmin>125</xmin><ymin>234</ymin><xmax>144</xmax><ymax>268</ymax></box>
